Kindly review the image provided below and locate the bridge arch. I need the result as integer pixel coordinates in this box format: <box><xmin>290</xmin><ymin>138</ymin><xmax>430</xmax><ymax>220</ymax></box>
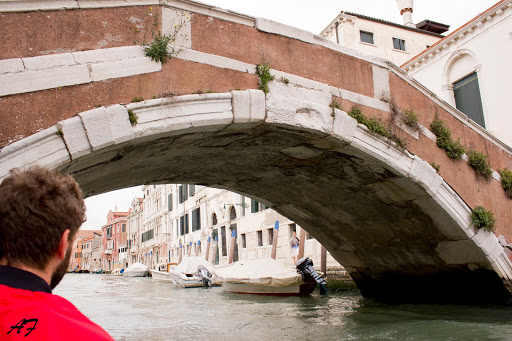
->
<box><xmin>1</xmin><ymin>1</ymin><xmax>512</xmax><ymax>304</ymax></box>
<box><xmin>1</xmin><ymin>89</ymin><xmax>511</xmax><ymax>303</ymax></box>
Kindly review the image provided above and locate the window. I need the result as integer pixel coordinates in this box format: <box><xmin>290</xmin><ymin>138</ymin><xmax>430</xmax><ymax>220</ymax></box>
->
<box><xmin>289</xmin><ymin>223</ymin><xmax>296</xmax><ymax>237</ymax></box>
<box><xmin>179</xmin><ymin>216</ymin><xmax>185</xmax><ymax>236</ymax></box>
<box><xmin>241</xmin><ymin>233</ymin><xmax>247</xmax><ymax>248</ymax></box>
<box><xmin>453</xmin><ymin>72</ymin><xmax>485</xmax><ymax>128</ymax></box>
<box><xmin>189</xmin><ymin>185</ymin><xmax>195</xmax><ymax>197</ymax></box>
<box><xmin>192</xmin><ymin>208</ymin><xmax>201</xmax><ymax>231</ymax></box>
<box><xmin>168</xmin><ymin>194</ymin><xmax>173</xmax><ymax>211</ymax></box>
<box><xmin>178</xmin><ymin>185</ymin><xmax>188</xmax><ymax>203</ymax></box>
<box><xmin>393</xmin><ymin>38</ymin><xmax>406</xmax><ymax>51</ymax></box>
<box><xmin>184</xmin><ymin>214</ymin><xmax>189</xmax><ymax>234</ymax></box>
<box><xmin>360</xmin><ymin>30</ymin><xmax>374</xmax><ymax>44</ymax></box>
<box><xmin>257</xmin><ymin>230</ymin><xmax>263</xmax><ymax>247</ymax></box>
<box><xmin>267</xmin><ymin>228</ymin><xmax>274</xmax><ymax>245</ymax></box>
<box><xmin>221</xmin><ymin>226</ymin><xmax>227</xmax><ymax>256</ymax></box>
<box><xmin>251</xmin><ymin>199</ymin><xmax>259</xmax><ymax>213</ymax></box>
<box><xmin>241</xmin><ymin>197</ymin><xmax>246</xmax><ymax>216</ymax></box>
<box><xmin>212</xmin><ymin>213</ymin><xmax>217</xmax><ymax>226</ymax></box>
<box><xmin>122</xmin><ymin>224</ymin><xmax>126</xmax><ymax>233</ymax></box>
<box><xmin>229</xmin><ymin>206</ymin><xmax>237</xmax><ymax>220</ymax></box>
<box><xmin>307</xmin><ymin>231</ymin><xmax>314</xmax><ymax>240</ymax></box>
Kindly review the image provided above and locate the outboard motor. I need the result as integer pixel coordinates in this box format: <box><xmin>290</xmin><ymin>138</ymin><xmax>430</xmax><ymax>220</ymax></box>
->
<box><xmin>197</xmin><ymin>265</ymin><xmax>212</xmax><ymax>287</ymax></box>
<box><xmin>296</xmin><ymin>257</ymin><xmax>327</xmax><ymax>295</ymax></box>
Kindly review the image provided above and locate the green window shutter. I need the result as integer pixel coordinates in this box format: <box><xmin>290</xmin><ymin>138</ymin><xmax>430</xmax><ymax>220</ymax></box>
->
<box><xmin>454</xmin><ymin>73</ymin><xmax>485</xmax><ymax>128</ymax></box>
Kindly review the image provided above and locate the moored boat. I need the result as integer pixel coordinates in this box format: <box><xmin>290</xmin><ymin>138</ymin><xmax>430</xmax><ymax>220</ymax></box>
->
<box><xmin>150</xmin><ymin>263</ymin><xmax>176</xmax><ymax>282</ymax></box>
<box><xmin>216</xmin><ymin>257</ymin><xmax>326</xmax><ymax>296</ymax></box>
<box><xmin>123</xmin><ymin>262</ymin><xmax>149</xmax><ymax>277</ymax></box>
<box><xmin>168</xmin><ymin>257</ymin><xmax>218</xmax><ymax>288</ymax></box>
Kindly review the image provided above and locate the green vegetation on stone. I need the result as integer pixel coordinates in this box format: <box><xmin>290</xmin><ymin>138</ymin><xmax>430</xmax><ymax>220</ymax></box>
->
<box><xmin>468</xmin><ymin>150</ymin><xmax>493</xmax><ymax>179</ymax></box>
<box><xmin>471</xmin><ymin>206</ymin><xmax>496</xmax><ymax>232</ymax></box>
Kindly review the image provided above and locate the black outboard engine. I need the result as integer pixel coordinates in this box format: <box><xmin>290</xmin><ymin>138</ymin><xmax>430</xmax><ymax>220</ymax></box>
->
<box><xmin>197</xmin><ymin>265</ymin><xmax>212</xmax><ymax>287</ymax></box>
<box><xmin>296</xmin><ymin>257</ymin><xmax>327</xmax><ymax>295</ymax></box>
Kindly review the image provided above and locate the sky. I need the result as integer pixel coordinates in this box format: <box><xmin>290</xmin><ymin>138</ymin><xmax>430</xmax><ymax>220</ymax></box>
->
<box><xmin>81</xmin><ymin>0</ymin><xmax>499</xmax><ymax>230</ymax></box>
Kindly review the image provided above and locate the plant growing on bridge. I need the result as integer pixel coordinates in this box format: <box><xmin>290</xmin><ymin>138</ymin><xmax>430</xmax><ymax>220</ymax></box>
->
<box><xmin>256</xmin><ymin>61</ymin><xmax>275</xmax><ymax>94</ymax></box>
<box><xmin>430</xmin><ymin>115</ymin><xmax>466</xmax><ymax>160</ymax></box>
<box><xmin>56</xmin><ymin>129</ymin><xmax>63</xmax><ymax>137</ymax></box>
<box><xmin>402</xmin><ymin>108</ymin><xmax>420</xmax><ymax>131</ymax></box>
<box><xmin>470</xmin><ymin>206</ymin><xmax>496</xmax><ymax>232</ymax></box>
<box><xmin>498</xmin><ymin>168</ymin><xmax>512</xmax><ymax>199</ymax></box>
<box><xmin>128</xmin><ymin>109</ymin><xmax>138</xmax><ymax>126</ymax></box>
<box><xmin>140</xmin><ymin>10</ymin><xmax>189</xmax><ymax>64</ymax></box>
<box><xmin>430</xmin><ymin>162</ymin><xmax>440</xmax><ymax>173</ymax></box>
<box><xmin>131</xmin><ymin>97</ymin><xmax>144</xmax><ymax>103</ymax></box>
<box><xmin>348</xmin><ymin>106</ymin><xmax>367</xmax><ymax>125</ymax></box>
<box><xmin>468</xmin><ymin>150</ymin><xmax>493</xmax><ymax>180</ymax></box>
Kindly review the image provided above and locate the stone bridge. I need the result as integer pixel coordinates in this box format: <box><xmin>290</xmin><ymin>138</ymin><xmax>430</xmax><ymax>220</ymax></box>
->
<box><xmin>1</xmin><ymin>0</ymin><xmax>512</xmax><ymax>304</ymax></box>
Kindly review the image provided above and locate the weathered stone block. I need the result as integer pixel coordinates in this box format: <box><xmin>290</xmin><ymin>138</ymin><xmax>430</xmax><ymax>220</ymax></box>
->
<box><xmin>58</xmin><ymin>116</ymin><xmax>92</xmax><ymax>159</ymax></box>
<box><xmin>22</xmin><ymin>53</ymin><xmax>76</xmax><ymax>70</ymax></box>
<box><xmin>0</xmin><ymin>65</ymin><xmax>91</xmax><ymax>96</ymax></box>
<box><xmin>73</xmin><ymin>46</ymin><xmax>145</xmax><ymax>64</ymax></box>
<box><xmin>79</xmin><ymin>108</ymin><xmax>115</xmax><ymax>151</ymax></box>
<box><xmin>106</xmin><ymin>105</ymin><xmax>134</xmax><ymax>144</ymax></box>
<box><xmin>89</xmin><ymin>57</ymin><xmax>161</xmax><ymax>82</ymax></box>
<box><xmin>0</xmin><ymin>127</ymin><xmax>70</xmax><ymax>181</ymax></box>
<box><xmin>436</xmin><ymin>240</ymin><xmax>489</xmax><ymax>265</ymax></box>
<box><xmin>0</xmin><ymin>58</ymin><xmax>24</xmax><ymax>74</ymax></box>
<box><xmin>332</xmin><ymin>109</ymin><xmax>358</xmax><ymax>143</ymax></box>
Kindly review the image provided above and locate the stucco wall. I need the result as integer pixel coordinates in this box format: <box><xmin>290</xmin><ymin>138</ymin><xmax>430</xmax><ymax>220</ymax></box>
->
<box><xmin>407</xmin><ymin>7</ymin><xmax>512</xmax><ymax>148</ymax></box>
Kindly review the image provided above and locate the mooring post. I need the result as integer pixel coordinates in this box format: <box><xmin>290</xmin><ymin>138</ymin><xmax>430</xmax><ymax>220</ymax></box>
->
<box><xmin>178</xmin><ymin>244</ymin><xmax>182</xmax><ymax>263</ymax></box>
<box><xmin>205</xmin><ymin>236</ymin><xmax>211</xmax><ymax>261</ymax></box>
<box><xmin>271</xmin><ymin>221</ymin><xmax>279</xmax><ymax>259</ymax></box>
<box><xmin>189</xmin><ymin>242</ymin><xmax>192</xmax><ymax>257</ymax></box>
<box><xmin>196</xmin><ymin>240</ymin><xmax>201</xmax><ymax>256</ymax></box>
<box><xmin>321</xmin><ymin>245</ymin><xmax>327</xmax><ymax>276</ymax></box>
<box><xmin>298</xmin><ymin>227</ymin><xmax>306</xmax><ymax>260</ymax></box>
<box><xmin>228</xmin><ymin>230</ymin><xmax>236</xmax><ymax>264</ymax></box>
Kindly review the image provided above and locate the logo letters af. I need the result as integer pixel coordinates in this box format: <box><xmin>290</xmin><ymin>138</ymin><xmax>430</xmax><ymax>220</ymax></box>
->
<box><xmin>7</xmin><ymin>318</ymin><xmax>38</xmax><ymax>337</ymax></box>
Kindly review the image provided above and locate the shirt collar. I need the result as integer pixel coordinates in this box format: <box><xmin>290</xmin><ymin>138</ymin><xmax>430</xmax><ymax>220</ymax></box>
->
<box><xmin>0</xmin><ymin>265</ymin><xmax>52</xmax><ymax>293</ymax></box>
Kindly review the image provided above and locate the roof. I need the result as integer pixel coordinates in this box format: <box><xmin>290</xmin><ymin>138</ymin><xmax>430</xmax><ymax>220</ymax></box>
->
<box><xmin>75</xmin><ymin>230</ymin><xmax>101</xmax><ymax>239</ymax></box>
<box><xmin>321</xmin><ymin>11</ymin><xmax>445</xmax><ymax>38</ymax></box>
<box><xmin>403</xmin><ymin>0</ymin><xmax>509</xmax><ymax>69</ymax></box>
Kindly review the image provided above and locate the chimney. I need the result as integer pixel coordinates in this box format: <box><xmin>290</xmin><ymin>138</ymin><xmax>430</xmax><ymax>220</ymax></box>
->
<box><xmin>395</xmin><ymin>0</ymin><xmax>415</xmax><ymax>28</ymax></box>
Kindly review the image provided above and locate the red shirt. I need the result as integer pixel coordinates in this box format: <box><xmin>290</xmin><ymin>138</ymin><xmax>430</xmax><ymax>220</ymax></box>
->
<box><xmin>0</xmin><ymin>266</ymin><xmax>113</xmax><ymax>340</ymax></box>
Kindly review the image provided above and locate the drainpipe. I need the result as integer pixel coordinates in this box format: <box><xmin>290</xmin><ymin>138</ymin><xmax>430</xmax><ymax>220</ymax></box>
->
<box><xmin>335</xmin><ymin>21</ymin><xmax>340</xmax><ymax>44</ymax></box>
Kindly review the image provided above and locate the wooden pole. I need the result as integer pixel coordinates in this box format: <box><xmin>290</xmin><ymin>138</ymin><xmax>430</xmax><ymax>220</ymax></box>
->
<box><xmin>196</xmin><ymin>240</ymin><xmax>201</xmax><ymax>256</ymax></box>
<box><xmin>178</xmin><ymin>245</ymin><xmax>182</xmax><ymax>263</ymax></box>
<box><xmin>298</xmin><ymin>227</ymin><xmax>306</xmax><ymax>260</ymax></box>
<box><xmin>271</xmin><ymin>221</ymin><xmax>279</xmax><ymax>259</ymax></box>
<box><xmin>228</xmin><ymin>230</ymin><xmax>236</xmax><ymax>264</ymax></box>
<box><xmin>205</xmin><ymin>236</ymin><xmax>211</xmax><ymax>261</ymax></box>
<box><xmin>188</xmin><ymin>242</ymin><xmax>192</xmax><ymax>257</ymax></box>
<box><xmin>321</xmin><ymin>245</ymin><xmax>327</xmax><ymax>275</ymax></box>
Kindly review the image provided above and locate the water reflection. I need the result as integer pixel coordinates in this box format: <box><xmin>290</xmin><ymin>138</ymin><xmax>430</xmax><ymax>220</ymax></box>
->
<box><xmin>55</xmin><ymin>274</ymin><xmax>512</xmax><ymax>341</ymax></box>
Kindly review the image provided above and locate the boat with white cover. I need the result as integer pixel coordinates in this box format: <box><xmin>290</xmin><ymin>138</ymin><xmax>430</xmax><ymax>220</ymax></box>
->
<box><xmin>168</xmin><ymin>257</ymin><xmax>218</xmax><ymax>288</ymax></box>
<box><xmin>215</xmin><ymin>257</ymin><xmax>326</xmax><ymax>296</ymax></box>
<box><xmin>123</xmin><ymin>262</ymin><xmax>149</xmax><ymax>277</ymax></box>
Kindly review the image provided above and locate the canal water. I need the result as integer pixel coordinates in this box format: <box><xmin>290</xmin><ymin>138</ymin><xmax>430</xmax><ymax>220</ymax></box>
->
<box><xmin>55</xmin><ymin>274</ymin><xmax>512</xmax><ymax>340</ymax></box>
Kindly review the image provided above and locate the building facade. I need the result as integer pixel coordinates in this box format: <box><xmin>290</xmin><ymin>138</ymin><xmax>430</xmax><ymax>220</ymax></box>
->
<box><xmin>101</xmin><ymin>210</ymin><xmax>129</xmax><ymax>271</ymax></box>
<box><xmin>126</xmin><ymin>184</ymin><xmax>341</xmax><ymax>271</ymax></box>
<box><xmin>403</xmin><ymin>0</ymin><xmax>512</xmax><ymax>148</ymax></box>
<box><xmin>320</xmin><ymin>6</ymin><xmax>447</xmax><ymax>66</ymax></box>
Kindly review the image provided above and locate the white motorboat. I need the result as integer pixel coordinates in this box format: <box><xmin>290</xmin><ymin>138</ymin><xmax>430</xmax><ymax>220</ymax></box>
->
<box><xmin>111</xmin><ymin>268</ymin><xmax>124</xmax><ymax>276</ymax></box>
<box><xmin>215</xmin><ymin>257</ymin><xmax>325</xmax><ymax>296</ymax></box>
<box><xmin>123</xmin><ymin>262</ymin><xmax>149</xmax><ymax>277</ymax></box>
<box><xmin>168</xmin><ymin>257</ymin><xmax>218</xmax><ymax>288</ymax></box>
<box><xmin>150</xmin><ymin>263</ymin><xmax>175</xmax><ymax>282</ymax></box>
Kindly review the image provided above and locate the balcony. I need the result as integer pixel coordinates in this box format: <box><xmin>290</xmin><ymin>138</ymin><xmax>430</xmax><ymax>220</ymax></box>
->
<box><xmin>104</xmin><ymin>248</ymin><xmax>113</xmax><ymax>255</ymax></box>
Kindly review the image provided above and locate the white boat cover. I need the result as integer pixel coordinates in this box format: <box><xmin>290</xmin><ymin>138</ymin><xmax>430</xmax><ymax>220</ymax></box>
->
<box><xmin>175</xmin><ymin>257</ymin><xmax>215</xmax><ymax>275</ymax></box>
<box><xmin>125</xmin><ymin>262</ymin><xmax>149</xmax><ymax>272</ymax></box>
<box><xmin>215</xmin><ymin>258</ymin><xmax>304</xmax><ymax>287</ymax></box>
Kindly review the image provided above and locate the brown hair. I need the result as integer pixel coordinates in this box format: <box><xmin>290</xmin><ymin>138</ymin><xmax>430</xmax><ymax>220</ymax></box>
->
<box><xmin>0</xmin><ymin>166</ymin><xmax>86</xmax><ymax>270</ymax></box>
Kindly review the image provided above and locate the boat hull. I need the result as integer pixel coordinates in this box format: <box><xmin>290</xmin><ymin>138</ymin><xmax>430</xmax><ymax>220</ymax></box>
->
<box><xmin>222</xmin><ymin>281</ymin><xmax>316</xmax><ymax>296</ymax></box>
<box><xmin>151</xmin><ymin>270</ymin><xmax>173</xmax><ymax>282</ymax></box>
<box><xmin>123</xmin><ymin>270</ymin><xmax>148</xmax><ymax>277</ymax></box>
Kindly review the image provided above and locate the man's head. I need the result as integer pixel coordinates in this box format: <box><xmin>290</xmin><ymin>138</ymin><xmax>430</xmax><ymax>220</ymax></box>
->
<box><xmin>0</xmin><ymin>166</ymin><xmax>85</xmax><ymax>285</ymax></box>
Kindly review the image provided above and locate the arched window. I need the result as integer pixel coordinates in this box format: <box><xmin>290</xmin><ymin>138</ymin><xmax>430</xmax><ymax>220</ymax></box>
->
<box><xmin>212</xmin><ymin>213</ymin><xmax>217</xmax><ymax>226</ymax></box>
<box><xmin>229</xmin><ymin>206</ymin><xmax>237</xmax><ymax>220</ymax></box>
